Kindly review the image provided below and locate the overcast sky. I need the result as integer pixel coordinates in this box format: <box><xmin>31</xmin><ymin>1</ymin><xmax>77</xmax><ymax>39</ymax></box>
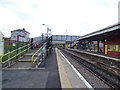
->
<box><xmin>0</xmin><ymin>0</ymin><xmax>119</xmax><ymax>38</ymax></box>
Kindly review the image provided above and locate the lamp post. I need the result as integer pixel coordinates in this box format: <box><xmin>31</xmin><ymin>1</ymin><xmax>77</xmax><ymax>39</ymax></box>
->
<box><xmin>42</xmin><ymin>24</ymin><xmax>50</xmax><ymax>38</ymax></box>
<box><xmin>66</xmin><ymin>30</ymin><xmax>67</xmax><ymax>41</ymax></box>
<box><xmin>65</xmin><ymin>30</ymin><xmax>67</xmax><ymax>48</ymax></box>
<box><xmin>42</xmin><ymin>24</ymin><xmax>52</xmax><ymax>56</ymax></box>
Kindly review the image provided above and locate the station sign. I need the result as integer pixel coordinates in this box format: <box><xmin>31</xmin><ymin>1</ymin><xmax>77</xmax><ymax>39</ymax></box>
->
<box><xmin>0</xmin><ymin>39</ymin><xmax>4</xmax><ymax>55</ymax></box>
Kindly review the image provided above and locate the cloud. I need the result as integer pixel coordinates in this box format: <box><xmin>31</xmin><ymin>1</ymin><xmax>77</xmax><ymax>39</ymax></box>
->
<box><xmin>0</xmin><ymin>0</ymin><xmax>119</xmax><ymax>37</ymax></box>
<box><xmin>90</xmin><ymin>0</ymin><xmax>119</xmax><ymax>6</ymax></box>
<box><xmin>0</xmin><ymin>0</ymin><xmax>35</xmax><ymax>21</ymax></box>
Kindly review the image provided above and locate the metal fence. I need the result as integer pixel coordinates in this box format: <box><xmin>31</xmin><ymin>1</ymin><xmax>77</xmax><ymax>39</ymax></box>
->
<box><xmin>0</xmin><ymin>43</ymin><xmax>31</xmax><ymax>67</ymax></box>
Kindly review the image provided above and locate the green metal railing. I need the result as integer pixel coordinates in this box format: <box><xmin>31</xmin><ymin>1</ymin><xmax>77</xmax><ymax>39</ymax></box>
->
<box><xmin>0</xmin><ymin>36</ymin><xmax>51</xmax><ymax>67</ymax></box>
<box><xmin>0</xmin><ymin>43</ymin><xmax>31</xmax><ymax>64</ymax></box>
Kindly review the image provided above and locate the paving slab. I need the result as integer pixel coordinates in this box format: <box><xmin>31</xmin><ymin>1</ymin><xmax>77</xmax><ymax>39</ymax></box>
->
<box><xmin>2</xmin><ymin>70</ymin><xmax>49</xmax><ymax>88</ymax></box>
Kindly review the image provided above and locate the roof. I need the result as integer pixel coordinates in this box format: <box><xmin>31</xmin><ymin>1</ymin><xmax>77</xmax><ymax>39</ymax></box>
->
<box><xmin>11</xmin><ymin>28</ymin><xmax>30</xmax><ymax>34</ymax></box>
<box><xmin>4</xmin><ymin>37</ymin><xmax>11</xmax><ymax>40</ymax></box>
<box><xmin>53</xmin><ymin>35</ymin><xmax>80</xmax><ymax>37</ymax></box>
<box><xmin>76</xmin><ymin>23</ymin><xmax>120</xmax><ymax>40</ymax></box>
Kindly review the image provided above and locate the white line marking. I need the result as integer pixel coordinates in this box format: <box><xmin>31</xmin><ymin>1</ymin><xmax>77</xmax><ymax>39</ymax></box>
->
<box><xmin>57</xmin><ymin>49</ymin><xmax>94</xmax><ymax>90</ymax></box>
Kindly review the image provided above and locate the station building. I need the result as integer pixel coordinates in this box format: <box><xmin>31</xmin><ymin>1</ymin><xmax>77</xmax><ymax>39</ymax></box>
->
<box><xmin>74</xmin><ymin>23</ymin><xmax>120</xmax><ymax>57</ymax></box>
<box><xmin>11</xmin><ymin>28</ymin><xmax>30</xmax><ymax>42</ymax></box>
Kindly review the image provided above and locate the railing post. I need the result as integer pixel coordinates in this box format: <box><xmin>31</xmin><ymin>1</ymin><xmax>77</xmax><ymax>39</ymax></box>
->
<box><xmin>28</xmin><ymin>43</ymin><xmax>29</xmax><ymax>52</ymax></box>
<box><xmin>42</xmin><ymin>33</ymin><xmax>44</xmax><ymax>62</ymax></box>
<box><xmin>19</xmin><ymin>48</ymin><xmax>21</xmax><ymax>58</ymax></box>
<box><xmin>7</xmin><ymin>51</ymin><xmax>11</xmax><ymax>67</ymax></box>
<box><xmin>36</xmin><ymin>52</ymin><xmax>39</xmax><ymax>68</ymax></box>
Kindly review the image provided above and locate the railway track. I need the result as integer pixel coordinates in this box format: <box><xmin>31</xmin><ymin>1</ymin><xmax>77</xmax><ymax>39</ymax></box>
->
<box><xmin>61</xmin><ymin>49</ymin><xmax>120</xmax><ymax>89</ymax></box>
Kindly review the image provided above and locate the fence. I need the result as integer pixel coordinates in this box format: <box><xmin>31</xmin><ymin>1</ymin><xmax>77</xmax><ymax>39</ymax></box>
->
<box><xmin>0</xmin><ymin>36</ymin><xmax>52</xmax><ymax>68</ymax></box>
<box><xmin>4</xmin><ymin>40</ymin><xmax>28</xmax><ymax>54</ymax></box>
<box><xmin>0</xmin><ymin>43</ymin><xmax>31</xmax><ymax>67</ymax></box>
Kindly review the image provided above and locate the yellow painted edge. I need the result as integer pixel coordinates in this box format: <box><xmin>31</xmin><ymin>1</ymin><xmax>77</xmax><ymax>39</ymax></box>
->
<box><xmin>18</xmin><ymin>60</ymin><xmax>33</xmax><ymax>62</ymax></box>
<box><xmin>105</xmin><ymin>45</ymin><xmax>108</xmax><ymax>54</ymax></box>
<box><xmin>55</xmin><ymin>48</ymin><xmax>72</xmax><ymax>88</ymax></box>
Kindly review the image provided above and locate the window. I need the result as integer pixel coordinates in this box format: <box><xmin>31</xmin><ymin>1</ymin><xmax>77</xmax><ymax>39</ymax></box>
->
<box><xmin>13</xmin><ymin>36</ymin><xmax>16</xmax><ymax>38</ymax></box>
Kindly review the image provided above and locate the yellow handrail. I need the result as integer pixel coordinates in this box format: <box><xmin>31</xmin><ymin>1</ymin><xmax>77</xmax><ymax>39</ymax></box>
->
<box><xmin>0</xmin><ymin>43</ymin><xmax>31</xmax><ymax>64</ymax></box>
<box><xmin>32</xmin><ymin>47</ymin><xmax>42</xmax><ymax>63</ymax></box>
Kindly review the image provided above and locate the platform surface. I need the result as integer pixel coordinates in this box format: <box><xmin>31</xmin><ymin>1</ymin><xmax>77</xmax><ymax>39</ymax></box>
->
<box><xmin>56</xmin><ymin>48</ymin><xmax>92</xmax><ymax>89</ymax></box>
<box><xmin>2</xmin><ymin>48</ymin><xmax>61</xmax><ymax>88</ymax></box>
<box><xmin>2</xmin><ymin>48</ymin><xmax>92</xmax><ymax>89</ymax></box>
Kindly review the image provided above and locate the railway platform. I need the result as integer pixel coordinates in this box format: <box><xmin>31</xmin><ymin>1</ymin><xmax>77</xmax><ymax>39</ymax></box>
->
<box><xmin>2</xmin><ymin>48</ymin><xmax>94</xmax><ymax>89</ymax></box>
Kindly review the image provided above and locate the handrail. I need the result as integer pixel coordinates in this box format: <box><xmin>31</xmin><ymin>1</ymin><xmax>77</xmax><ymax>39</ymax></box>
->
<box><xmin>0</xmin><ymin>36</ymin><xmax>52</xmax><ymax>65</ymax></box>
<box><xmin>32</xmin><ymin>40</ymin><xmax>48</xmax><ymax>64</ymax></box>
<box><xmin>32</xmin><ymin>47</ymin><xmax>42</xmax><ymax>63</ymax></box>
<box><xmin>0</xmin><ymin>43</ymin><xmax>31</xmax><ymax>64</ymax></box>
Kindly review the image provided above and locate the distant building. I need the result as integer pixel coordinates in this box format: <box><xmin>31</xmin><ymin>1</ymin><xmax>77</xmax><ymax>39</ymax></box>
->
<box><xmin>11</xmin><ymin>28</ymin><xmax>30</xmax><ymax>42</ymax></box>
<box><xmin>4</xmin><ymin>37</ymin><xmax>11</xmax><ymax>45</ymax></box>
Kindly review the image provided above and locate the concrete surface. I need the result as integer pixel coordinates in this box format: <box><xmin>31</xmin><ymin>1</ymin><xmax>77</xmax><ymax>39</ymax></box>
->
<box><xmin>2</xmin><ymin>49</ymin><xmax>61</xmax><ymax>88</ymax></box>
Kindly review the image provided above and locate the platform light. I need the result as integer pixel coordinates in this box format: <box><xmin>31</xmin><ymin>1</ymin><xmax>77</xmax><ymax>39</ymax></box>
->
<box><xmin>105</xmin><ymin>40</ymin><xmax>107</xmax><ymax>42</ymax></box>
<box><xmin>42</xmin><ymin>24</ymin><xmax>51</xmax><ymax>37</ymax></box>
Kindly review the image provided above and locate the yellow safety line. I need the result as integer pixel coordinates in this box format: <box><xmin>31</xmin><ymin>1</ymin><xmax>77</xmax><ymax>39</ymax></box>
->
<box><xmin>55</xmin><ymin>48</ymin><xmax>72</xmax><ymax>88</ymax></box>
<box><xmin>18</xmin><ymin>60</ymin><xmax>33</xmax><ymax>62</ymax></box>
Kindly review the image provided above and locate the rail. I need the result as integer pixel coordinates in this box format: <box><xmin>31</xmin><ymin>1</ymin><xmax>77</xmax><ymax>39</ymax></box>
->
<box><xmin>67</xmin><ymin>48</ymin><xmax>120</xmax><ymax>61</ymax></box>
<box><xmin>32</xmin><ymin>42</ymin><xmax>47</xmax><ymax>64</ymax></box>
<box><xmin>62</xmin><ymin>49</ymin><xmax>120</xmax><ymax>88</ymax></box>
<box><xmin>32</xmin><ymin>47</ymin><xmax>42</xmax><ymax>63</ymax></box>
<box><xmin>0</xmin><ymin>43</ymin><xmax>31</xmax><ymax>64</ymax></box>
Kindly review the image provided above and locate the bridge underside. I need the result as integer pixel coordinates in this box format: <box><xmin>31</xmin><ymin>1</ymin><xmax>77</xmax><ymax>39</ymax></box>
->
<box><xmin>52</xmin><ymin>41</ymin><xmax>66</xmax><ymax>44</ymax></box>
